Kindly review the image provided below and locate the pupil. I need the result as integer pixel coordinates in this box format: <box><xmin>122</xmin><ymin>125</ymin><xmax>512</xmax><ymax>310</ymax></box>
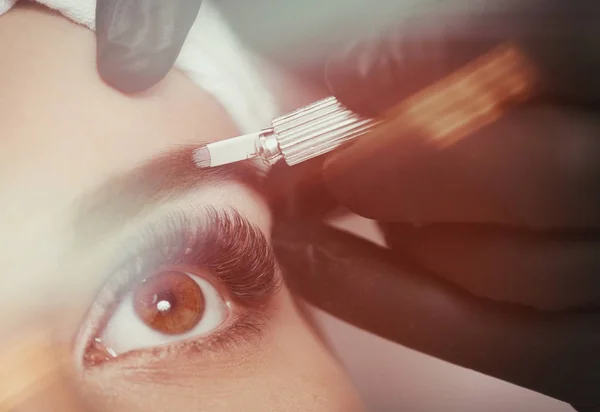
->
<box><xmin>156</xmin><ymin>299</ymin><xmax>172</xmax><ymax>313</ymax></box>
<box><xmin>155</xmin><ymin>291</ymin><xmax>176</xmax><ymax>311</ymax></box>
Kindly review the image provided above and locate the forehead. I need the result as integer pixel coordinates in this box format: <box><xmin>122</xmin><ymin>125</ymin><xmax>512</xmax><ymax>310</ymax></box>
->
<box><xmin>0</xmin><ymin>7</ymin><xmax>265</xmax><ymax>326</ymax></box>
<box><xmin>0</xmin><ymin>8</ymin><xmax>238</xmax><ymax>219</ymax></box>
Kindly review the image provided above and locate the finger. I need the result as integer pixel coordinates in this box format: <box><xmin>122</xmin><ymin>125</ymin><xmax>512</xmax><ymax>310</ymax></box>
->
<box><xmin>323</xmin><ymin>104</ymin><xmax>600</xmax><ymax>228</ymax></box>
<box><xmin>326</xmin><ymin>0</ymin><xmax>600</xmax><ymax>116</ymax></box>
<box><xmin>96</xmin><ymin>0</ymin><xmax>202</xmax><ymax>93</ymax></box>
<box><xmin>264</xmin><ymin>158</ymin><xmax>339</xmax><ymax>220</ymax></box>
<box><xmin>273</xmin><ymin>220</ymin><xmax>600</xmax><ymax>406</ymax></box>
<box><xmin>576</xmin><ymin>406</ymin><xmax>600</xmax><ymax>412</ymax></box>
<box><xmin>383</xmin><ymin>222</ymin><xmax>600</xmax><ymax>311</ymax></box>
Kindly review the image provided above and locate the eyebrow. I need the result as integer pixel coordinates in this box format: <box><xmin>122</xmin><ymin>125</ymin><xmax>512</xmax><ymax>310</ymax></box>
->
<box><xmin>71</xmin><ymin>146</ymin><xmax>265</xmax><ymax>246</ymax></box>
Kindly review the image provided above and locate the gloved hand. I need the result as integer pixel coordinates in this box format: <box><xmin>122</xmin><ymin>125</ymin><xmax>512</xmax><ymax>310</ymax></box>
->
<box><xmin>95</xmin><ymin>0</ymin><xmax>203</xmax><ymax>93</ymax></box>
<box><xmin>272</xmin><ymin>1</ymin><xmax>600</xmax><ymax>410</ymax></box>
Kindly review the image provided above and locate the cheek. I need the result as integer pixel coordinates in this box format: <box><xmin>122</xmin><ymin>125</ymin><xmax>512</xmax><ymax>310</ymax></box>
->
<box><xmin>78</xmin><ymin>292</ymin><xmax>363</xmax><ymax>412</ymax></box>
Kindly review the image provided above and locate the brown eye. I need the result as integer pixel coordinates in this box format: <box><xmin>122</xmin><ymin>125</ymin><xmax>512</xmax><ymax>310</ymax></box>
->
<box><xmin>133</xmin><ymin>271</ymin><xmax>206</xmax><ymax>335</ymax></box>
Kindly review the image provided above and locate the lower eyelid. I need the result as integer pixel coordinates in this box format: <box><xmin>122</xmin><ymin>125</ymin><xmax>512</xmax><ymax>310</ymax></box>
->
<box><xmin>88</xmin><ymin>310</ymin><xmax>270</xmax><ymax>372</ymax></box>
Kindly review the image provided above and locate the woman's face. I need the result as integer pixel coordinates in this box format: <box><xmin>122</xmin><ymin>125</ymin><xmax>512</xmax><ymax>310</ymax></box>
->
<box><xmin>0</xmin><ymin>5</ymin><xmax>362</xmax><ymax>411</ymax></box>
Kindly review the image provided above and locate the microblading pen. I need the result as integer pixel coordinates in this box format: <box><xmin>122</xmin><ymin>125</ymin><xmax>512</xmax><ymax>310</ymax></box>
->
<box><xmin>193</xmin><ymin>44</ymin><xmax>537</xmax><ymax>170</ymax></box>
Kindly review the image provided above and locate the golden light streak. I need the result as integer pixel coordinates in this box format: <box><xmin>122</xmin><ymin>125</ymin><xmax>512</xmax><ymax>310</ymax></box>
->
<box><xmin>377</xmin><ymin>43</ymin><xmax>537</xmax><ymax>148</ymax></box>
<box><xmin>0</xmin><ymin>327</ymin><xmax>70</xmax><ymax>411</ymax></box>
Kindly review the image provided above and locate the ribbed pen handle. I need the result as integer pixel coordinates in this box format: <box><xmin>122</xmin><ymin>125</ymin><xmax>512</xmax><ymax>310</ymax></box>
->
<box><xmin>272</xmin><ymin>96</ymin><xmax>380</xmax><ymax>166</ymax></box>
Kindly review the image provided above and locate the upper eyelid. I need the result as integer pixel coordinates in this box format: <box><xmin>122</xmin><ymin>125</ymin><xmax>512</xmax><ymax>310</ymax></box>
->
<box><xmin>76</xmin><ymin>202</ymin><xmax>255</xmax><ymax>272</ymax></box>
<box><xmin>69</xmin><ymin>182</ymin><xmax>270</xmax><ymax>261</ymax></box>
<box><xmin>96</xmin><ymin>205</ymin><xmax>279</xmax><ymax>304</ymax></box>
<box><xmin>69</xmin><ymin>150</ymin><xmax>265</xmax><ymax>250</ymax></box>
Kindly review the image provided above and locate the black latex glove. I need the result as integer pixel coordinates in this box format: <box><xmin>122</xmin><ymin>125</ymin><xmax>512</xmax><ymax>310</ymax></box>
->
<box><xmin>272</xmin><ymin>1</ymin><xmax>600</xmax><ymax>409</ymax></box>
<box><xmin>96</xmin><ymin>0</ymin><xmax>203</xmax><ymax>93</ymax></box>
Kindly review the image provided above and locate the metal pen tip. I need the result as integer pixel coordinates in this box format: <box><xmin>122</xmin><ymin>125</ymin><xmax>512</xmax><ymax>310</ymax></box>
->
<box><xmin>192</xmin><ymin>146</ymin><xmax>211</xmax><ymax>168</ymax></box>
<box><xmin>193</xmin><ymin>132</ymin><xmax>262</xmax><ymax>168</ymax></box>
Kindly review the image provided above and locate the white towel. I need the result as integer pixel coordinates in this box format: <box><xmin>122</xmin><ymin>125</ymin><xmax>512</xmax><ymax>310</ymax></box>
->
<box><xmin>0</xmin><ymin>0</ymin><xmax>279</xmax><ymax>133</ymax></box>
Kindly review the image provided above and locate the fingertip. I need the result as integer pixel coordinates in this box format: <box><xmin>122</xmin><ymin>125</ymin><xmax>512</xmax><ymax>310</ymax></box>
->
<box><xmin>324</xmin><ymin>19</ymin><xmax>502</xmax><ymax>117</ymax></box>
<box><xmin>322</xmin><ymin>129</ymin><xmax>419</xmax><ymax>221</ymax></box>
<box><xmin>265</xmin><ymin>159</ymin><xmax>338</xmax><ymax>220</ymax></box>
<box><xmin>96</xmin><ymin>45</ymin><xmax>172</xmax><ymax>94</ymax></box>
<box><xmin>95</xmin><ymin>0</ymin><xmax>201</xmax><ymax>94</ymax></box>
<box><xmin>322</xmin><ymin>150</ymin><xmax>365</xmax><ymax>215</ymax></box>
<box><xmin>325</xmin><ymin>36</ymin><xmax>406</xmax><ymax>117</ymax></box>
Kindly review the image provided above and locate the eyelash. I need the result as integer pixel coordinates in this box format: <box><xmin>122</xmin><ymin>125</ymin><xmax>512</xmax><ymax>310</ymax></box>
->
<box><xmin>80</xmin><ymin>206</ymin><xmax>280</xmax><ymax>365</ymax></box>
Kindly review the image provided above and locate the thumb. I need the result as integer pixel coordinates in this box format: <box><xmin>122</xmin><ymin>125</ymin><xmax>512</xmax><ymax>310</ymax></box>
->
<box><xmin>326</xmin><ymin>0</ymin><xmax>600</xmax><ymax>117</ymax></box>
<box><xmin>96</xmin><ymin>0</ymin><xmax>202</xmax><ymax>93</ymax></box>
<box><xmin>273</xmin><ymin>219</ymin><xmax>600</xmax><ymax>406</ymax></box>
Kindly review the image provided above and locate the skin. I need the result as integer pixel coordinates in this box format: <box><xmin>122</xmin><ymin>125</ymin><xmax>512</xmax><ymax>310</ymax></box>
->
<box><xmin>0</xmin><ymin>4</ymin><xmax>363</xmax><ymax>412</ymax></box>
